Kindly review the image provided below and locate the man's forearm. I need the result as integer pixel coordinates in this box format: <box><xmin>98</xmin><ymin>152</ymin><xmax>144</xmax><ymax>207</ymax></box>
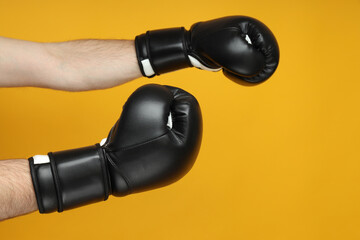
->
<box><xmin>42</xmin><ymin>39</ymin><xmax>142</xmax><ymax>91</ymax></box>
<box><xmin>0</xmin><ymin>159</ymin><xmax>37</xmax><ymax>221</ymax></box>
<box><xmin>0</xmin><ymin>37</ymin><xmax>142</xmax><ymax>91</ymax></box>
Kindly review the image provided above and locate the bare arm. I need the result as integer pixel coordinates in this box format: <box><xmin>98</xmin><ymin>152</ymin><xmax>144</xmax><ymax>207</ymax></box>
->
<box><xmin>0</xmin><ymin>37</ymin><xmax>142</xmax><ymax>91</ymax></box>
<box><xmin>0</xmin><ymin>159</ymin><xmax>37</xmax><ymax>221</ymax></box>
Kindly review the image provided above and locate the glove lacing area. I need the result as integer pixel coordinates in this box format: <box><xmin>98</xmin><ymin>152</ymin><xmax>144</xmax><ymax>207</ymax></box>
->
<box><xmin>101</xmin><ymin>106</ymin><xmax>181</xmax><ymax>195</ymax></box>
<box><xmin>101</xmin><ymin>132</ymin><xmax>170</xmax><ymax>194</ymax></box>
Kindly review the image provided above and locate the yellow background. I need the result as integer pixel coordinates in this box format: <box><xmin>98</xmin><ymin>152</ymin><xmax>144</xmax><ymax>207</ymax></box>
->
<box><xmin>0</xmin><ymin>0</ymin><xmax>360</xmax><ymax>239</ymax></box>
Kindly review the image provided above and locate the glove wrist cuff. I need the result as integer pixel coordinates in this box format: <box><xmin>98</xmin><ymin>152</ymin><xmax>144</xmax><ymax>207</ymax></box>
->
<box><xmin>29</xmin><ymin>144</ymin><xmax>111</xmax><ymax>213</ymax></box>
<box><xmin>135</xmin><ymin>27</ymin><xmax>192</xmax><ymax>77</ymax></box>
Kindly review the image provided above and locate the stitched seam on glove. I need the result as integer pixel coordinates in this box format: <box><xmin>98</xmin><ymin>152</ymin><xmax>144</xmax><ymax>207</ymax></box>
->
<box><xmin>105</xmin><ymin>154</ymin><xmax>133</xmax><ymax>193</ymax></box>
<box><xmin>103</xmin><ymin>131</ymin><xmax>170</xmax><ymax>152</ymax></box>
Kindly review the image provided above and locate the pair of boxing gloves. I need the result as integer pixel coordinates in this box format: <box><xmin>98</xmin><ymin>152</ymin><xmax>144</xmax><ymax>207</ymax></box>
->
<box><xmin>29</xmin><ymin>16</ymin><xmax>279</xmax><ymax>213</ymax></box>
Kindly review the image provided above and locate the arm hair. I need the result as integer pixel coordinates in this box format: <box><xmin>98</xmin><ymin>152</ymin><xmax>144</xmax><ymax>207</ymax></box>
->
<box><xmin>0</xmin><ymin>159</ymin><xmax>37</xmax><ymax>221</ymax></box>
<box><xmin>0</xmin><ymin>37</ymin><xmax>142</xmax><ymax>91</ymax></box>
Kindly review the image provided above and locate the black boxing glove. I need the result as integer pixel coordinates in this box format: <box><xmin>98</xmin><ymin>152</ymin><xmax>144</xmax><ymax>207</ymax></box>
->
<box><xmin>135</xmin><ymin>16</ymin><xmax>279</xmax><ymax>83</ymax></box>
<box><xmin>28</xmin><ymin>84</ymin><xmax>202</xmax><ymax>213</ymax></box>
